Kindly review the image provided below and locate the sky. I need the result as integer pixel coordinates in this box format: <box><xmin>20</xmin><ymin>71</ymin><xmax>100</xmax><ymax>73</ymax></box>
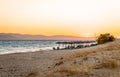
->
<box><xmin>0</xmin><ymin>0</ymin><xmax>120</xmax><ymax>37</ymax></box>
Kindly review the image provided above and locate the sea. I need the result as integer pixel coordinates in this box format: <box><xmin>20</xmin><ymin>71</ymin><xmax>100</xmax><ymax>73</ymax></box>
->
<box><xmin>0</xmin><ymin>40</ymin><xmax>58</xmax><ymax>54</ymax></box>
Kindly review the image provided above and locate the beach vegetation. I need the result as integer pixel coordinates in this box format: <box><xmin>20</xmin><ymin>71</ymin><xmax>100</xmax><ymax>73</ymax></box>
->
<box><xmin>97</xmin><ymin>33</ymin><xmax>115</xmax><ymax>44</ymax></box>
<box><xmin>95</xmin><ymin>60</ymin><xmax>118</xmax><ymax>69</ymax></box>
<box><xmin>45</xmin><ymin>66</ymin><xmax>91</xmax><ymax>77</ymax></box>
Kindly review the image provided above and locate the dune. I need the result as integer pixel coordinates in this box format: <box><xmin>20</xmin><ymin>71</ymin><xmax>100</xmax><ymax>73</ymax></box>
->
<box><xmin>0</xmin><ymin>39</ymin><xmax>120</xmax><ymax>77</ymax></box>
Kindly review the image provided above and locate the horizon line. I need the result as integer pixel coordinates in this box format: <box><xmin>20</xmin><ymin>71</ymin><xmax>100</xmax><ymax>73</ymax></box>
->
<box><xmin>0</xmin><ymin>32</ymin><xmax>97</xmax><ymax>38</ymax></box>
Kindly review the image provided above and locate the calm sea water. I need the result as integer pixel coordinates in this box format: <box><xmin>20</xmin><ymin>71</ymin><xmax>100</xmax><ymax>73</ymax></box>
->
<box><xmin>0</xmin><ymin>40</ymin><xmax>58</xmax><ymax>54</ymax></box>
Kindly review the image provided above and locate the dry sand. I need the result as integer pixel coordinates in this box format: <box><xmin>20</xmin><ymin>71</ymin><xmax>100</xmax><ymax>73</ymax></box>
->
<box><xmin>0</xmin><ymin>39</ymin><xmax>120</xmax><ymax>77</ymax></box>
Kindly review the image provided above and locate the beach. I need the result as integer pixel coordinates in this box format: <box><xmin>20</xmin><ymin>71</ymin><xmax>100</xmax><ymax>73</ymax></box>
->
<box><xmin>0</xmin><ymin>40</ymin><xmax>120</xmax><ymax>77</ymax></box>
<box><xmin>1</xmin><ymin>0</ymin><xmax>120</xmax><ymax>76</ymax></box>
<box><xmin>0</xmin><ymin>49</ymin><xmax>77</xmax><ymax>77</ymax></box>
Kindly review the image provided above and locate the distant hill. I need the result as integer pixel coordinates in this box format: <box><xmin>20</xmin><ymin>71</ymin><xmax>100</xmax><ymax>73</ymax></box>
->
<box><xmin>0</xmin><ymin>33</ymin><xmax>96</xmax><ymax>40</ymax></box>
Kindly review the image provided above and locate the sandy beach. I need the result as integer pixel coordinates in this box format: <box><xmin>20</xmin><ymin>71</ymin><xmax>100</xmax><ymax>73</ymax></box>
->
<box><xmin>0</xmin><ymin>48</ymin><xmax>78</xmax><ymax>77</ymax></box>
<box><xmin>1</xmin><ymin>0</ymin><xmax>120</xmax><ymax>76</ymax></box>
<box><xmin>0</xmin><ymin>40</ymin><xmax>120</xmax><ymax>77</ymax></box>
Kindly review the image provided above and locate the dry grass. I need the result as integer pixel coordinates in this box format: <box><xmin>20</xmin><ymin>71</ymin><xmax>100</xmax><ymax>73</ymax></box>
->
<box><xmin>70</xmin><ymin>51</ymin><xmax>91</xmax><ymax>58</ymax></box>
<box><xmin>94</xmin><ymin>60</ymin><xmax>119</xmax><ymax>69</ymax></box>
<box><xmin>45</xmin><ymin>66</ymin><xmax>92</xmax><ymax>77</ymax></box>
<box><xmin>23</xmin><ymin>40</ymin><xmax>120</xmax><ymax>77</ymax></box>
<box><xmin>49</xmin><ymin>40</ymin><xmax>120</xmax><ymax>77</ymax></box>
<box><xmin>63</xmin><ymin>40</ymin><xmax>120</xmax><ymax>61</ymax></box>
<box><xmin>64</xmin><ymin>51</ymin><xmax>91</xmax><ymax>61</ymax></box>
<box><xmin>55</xmin><ymin>66</ymin><xmax>80</xmax><ymax>74</ymax></box>
<box><xmin>22</xmin><ymin>70</ymin><xmax>40</xmax><ymax>77</ymax></box>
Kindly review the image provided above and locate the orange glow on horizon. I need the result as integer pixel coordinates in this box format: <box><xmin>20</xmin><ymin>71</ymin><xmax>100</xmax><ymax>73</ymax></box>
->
<box><xmin>0</xmin><ymin>0</ymin><xmax>120</xmax><ymax>37</ymax></box>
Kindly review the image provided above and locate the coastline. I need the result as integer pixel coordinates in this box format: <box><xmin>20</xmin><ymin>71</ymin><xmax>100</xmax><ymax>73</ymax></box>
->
<box><xmin>0</xmin><ymin>40</ymin><xmax>120</xmax><ymax>77</ymax></box>
<box><xmin>0</xmin><ymin>49</ymin><xmax>80</xmax><ymax>77</ymax></box>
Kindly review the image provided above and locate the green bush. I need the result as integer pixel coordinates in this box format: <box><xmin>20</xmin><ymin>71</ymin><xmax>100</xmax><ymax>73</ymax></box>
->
<box><xmin>97</xmin><ymin>33</ymin><xmax>115</xmax><ymax>44</ymax></box>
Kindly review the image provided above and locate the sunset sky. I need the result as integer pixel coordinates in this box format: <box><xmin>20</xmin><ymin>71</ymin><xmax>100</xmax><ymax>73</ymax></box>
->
<box><xmin>0</xmin><ymin>0</ymin><xmax>120</xmax><ymax>37</ymax></box>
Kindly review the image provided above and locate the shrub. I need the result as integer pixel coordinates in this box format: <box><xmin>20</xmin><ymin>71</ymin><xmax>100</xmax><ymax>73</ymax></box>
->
<box><xmin>97</xmin><ymin>33</ymin><xmax>115</xmax><ymax>44</ymax></box>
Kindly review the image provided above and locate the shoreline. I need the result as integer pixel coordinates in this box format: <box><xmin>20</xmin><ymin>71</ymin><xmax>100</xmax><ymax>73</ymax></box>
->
<box><xmin>0</xmin><ymin>48</ymin><xmax>54</xmax><ymax>55</ymax></box>
<box><xmin>0</xmin><ymin>48</ymin><xmax>81</xmax><ymax>77</ymax></box>
<box><xmin>0</xmin><ymin>49</ymin><xmax>47</xmax><ymax>55</ymax></box>
<box><xmin>0</xmin><ymin>45</ymin><xmax>93</xmax><ymax>55</ymax></box>
<box><xmin>0</xmin><ymin>40</ymin><xmax>120</xmax><ymax>77</ymax></box>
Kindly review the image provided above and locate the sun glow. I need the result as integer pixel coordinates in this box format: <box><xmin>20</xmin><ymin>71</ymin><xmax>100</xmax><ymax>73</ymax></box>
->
<box><xmin>82</xmin><ymin>33</ymin><xmax>93</xmax><ymax>37</ymax></box>
<box><xmin>0</xmin><ymin>0</ymin><xmax>120</xmax><ymax>37</ymax></box>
